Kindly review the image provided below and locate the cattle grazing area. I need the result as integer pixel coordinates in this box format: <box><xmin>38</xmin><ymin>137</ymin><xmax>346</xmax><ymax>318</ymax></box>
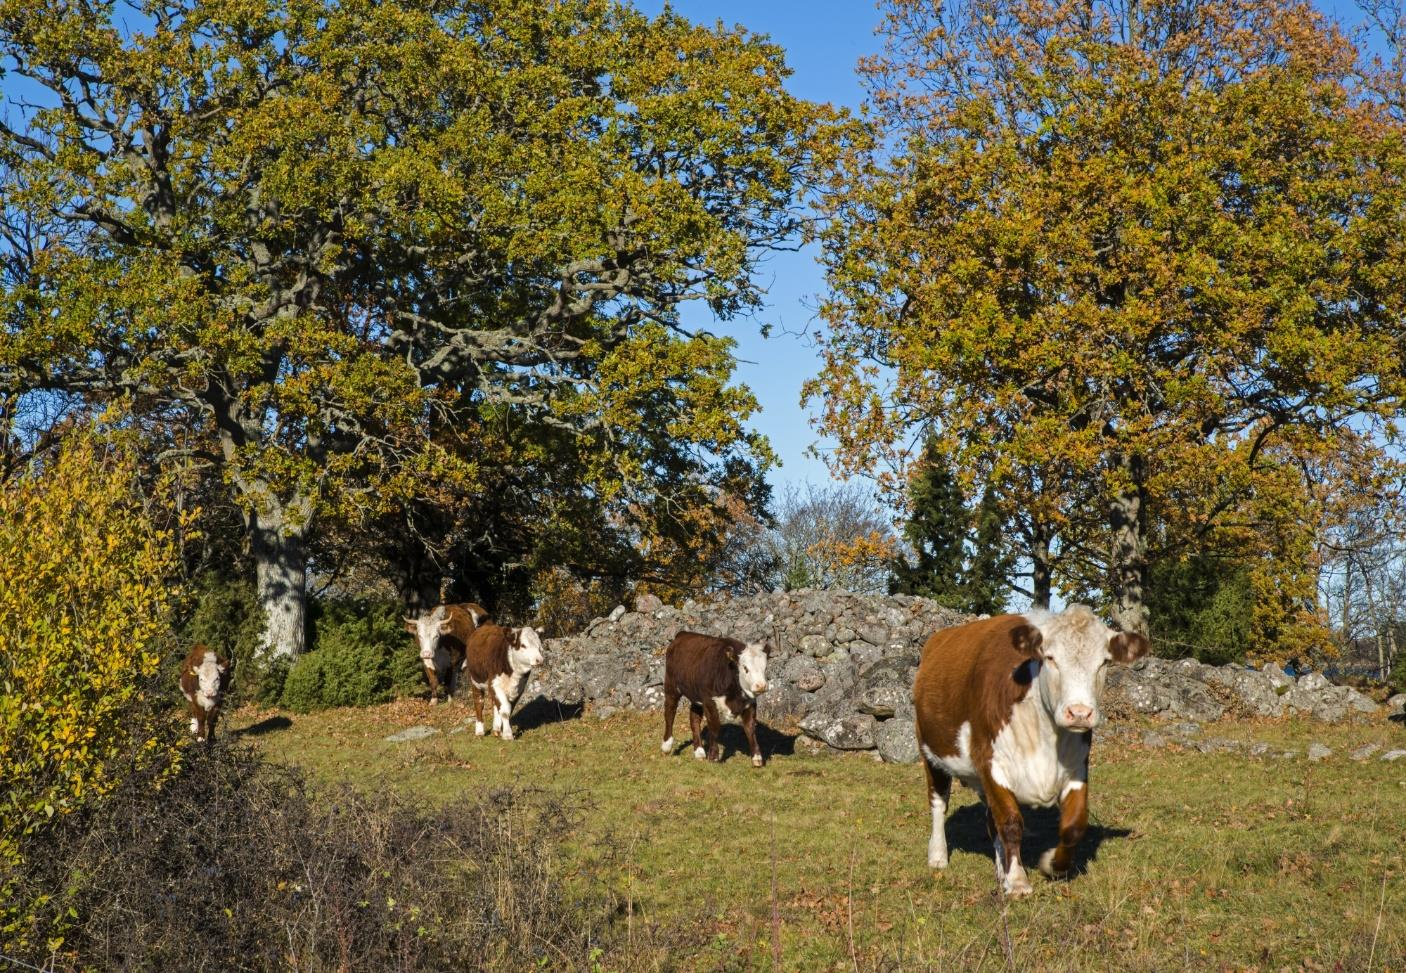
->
<box><xmin>237</xmin><ymin>703</ymin><xmax>1406</xmax><ymax>971</ymax></box>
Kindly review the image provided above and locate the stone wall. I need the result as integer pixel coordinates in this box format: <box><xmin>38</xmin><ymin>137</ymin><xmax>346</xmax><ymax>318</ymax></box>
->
<box><xmin>523</xmin><ymin>591</ymin><xmax>1402</xmax><ymax>764</ymax></box>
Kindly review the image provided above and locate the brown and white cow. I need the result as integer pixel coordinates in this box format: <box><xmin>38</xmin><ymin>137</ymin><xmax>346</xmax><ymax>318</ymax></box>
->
<box><xmin>461</xmin><ymin>622</ymin><xmax>545</xmax><ymax>740</ymax></box>
<box><xmin>403</xmin><ymin>602</ymin><xmax>490</xmax><ymax>703</ymax></box>
<box><xmin>661</xmin><ymin>632</ymin><xmax>771</xmax><ymax>767</ymax></box>
<box><xmin>913</xmin><ymin>606</ymin><xmax>1148</xmax><ymax>896</ymax></box>
<box><xmin>179</xmin><ymin>644</ymin><xmax>232</xmax><ymax>744</ymax></box>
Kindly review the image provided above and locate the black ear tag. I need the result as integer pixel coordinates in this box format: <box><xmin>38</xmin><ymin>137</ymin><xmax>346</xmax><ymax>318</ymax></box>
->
<box><xmin>1013</xmin><ymin>658</ymin><xmax>1040</xmax><ymax>686</ymax></box>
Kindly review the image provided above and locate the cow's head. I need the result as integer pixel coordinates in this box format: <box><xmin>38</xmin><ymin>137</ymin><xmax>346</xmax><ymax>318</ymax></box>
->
<box><xmin>731</xmin><ymin>641</ymin><xmax>769</xmax><ymax>697</ymax></box>
<box><xmin>1030</xmin><ymin>605</ymin><xmax>1148</xmax><ymax>731</ymax></box>
<box><xmin>192</xmin><ymin>647</ymin><xmax>230</xmax><ymax>705</ymax></box>
<box><xmin>405</xmin><ymin>607</ymin><xmax>451</xmax><ymax>663</ymax></box>
<box><xmin>509</xmin><ymin>626</ymin><xmax>545</xmax><ymax>670</ymax></box>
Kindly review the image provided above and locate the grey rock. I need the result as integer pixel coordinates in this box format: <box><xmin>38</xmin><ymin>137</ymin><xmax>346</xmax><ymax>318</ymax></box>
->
<box><xmin>1167</xmin><ymin>722</ymin><xmax>1203</xmax><ymax>737</ymax></box>
<box><xmin>1307</xmin><ymin>743</ymin><xmax>1332</xmax><ymax>762</ymax></box>
<box><xmin>385</xmin><ymin>725</ymin><xmax>439</xmax><ymax>743</ymax></box>
<box><xmin>784</xmin><ymin>656</ymin><xmax>826</xmax><ymax>693</ymax></box>
<box><xmin>1166</xmin><ymin>680</ymin><xmax>1225</xmax><ymax>722</ymax></box>
<box><xmin>594</xmin><ymin>705</ymin><xmax>617</xmax><ymax>720</ymax></box>
<box><xmin>1345</xmin><ymin>688</ymin><xmax>1380</xmax><ymax>715</ymax></box>
<box><xmin>1141</xmin><ymin>731</ymin><xmax>1168</xmax><ymax>748</ymax></box>
<box><xmin>1248</xmin><ymin>742</ymin><xmax>1271</xmax><ymax>757</ymax></box>
<box><xmin>635</xmin><ymin>593</ymin><xmax>664</xmax><ymax>613</ymax></box>
<box><xmin>1381</xmin><ymin>749</ymin><xmax>1406</xmax><ymax>762</ymax></box>
<box><xmin>858</xmin><ymin>624</ymin><xmax>890</xmax><ymax>646</ymax></box>
<box><xmin>1298</xmin><ymin>671</ymin><xmax>1332</xmax><ymax>692</ymax></box>
<box><xmin>800</xmin><ymin>634</ymin><xmax>831</xmax><ymax>658</ymax></box>
<box><xmin>875</xmin><ymin>718</ymin><xmax>920</xmax><ymax>764</ymax></box>
<box><xmin>799</xmin><ymin>711</ymin><xmax>878</xmax><ymax>750</ymax></box>
<box><xmin>607</xmin><ymin>604</ymin><xmax>627</xmax><ymax>623</ymax></box>
<box><xmin>1262</xmin><ymin>663</ymin><xmax>1295</xmax><ymax>690</ymax></box>
<box><xmin>1350</xmin><ymin>743</ymin><xmax>1381</xmax><ymax>761</ymax></box>
<box><xmin>1387</xmin><ymin>694</ymin><xmax>1406</xmax><ymax>717</ymax></box>
<box><xmin>759</xmin><ymin>683</ymin><xmax>810</xmax><ymax>721</ymax></box>
<box><xmin>857</xmin><ymin>684</ymin><xmax>915</xmax><ymax>721</ymax></box>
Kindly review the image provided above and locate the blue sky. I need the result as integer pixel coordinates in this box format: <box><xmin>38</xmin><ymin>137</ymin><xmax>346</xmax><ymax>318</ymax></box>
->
<box><xmin>635</xmin><ymin>1</ymin><xmax>886</xmax><ymax>490</ymax></box>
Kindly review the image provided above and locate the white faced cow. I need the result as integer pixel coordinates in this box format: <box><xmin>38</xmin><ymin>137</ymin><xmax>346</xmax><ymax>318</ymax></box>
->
<box><xmin>179</xmin><ymin>644</ymin><xmax>232</xmax><ymax>744</ymax></box>
<box><xmin>913</xmin><ymin>606</ymin><xmax>1148</xmax><ymax>896</ymax></box>
<box><xmin>461</xmin><ymin>623</ymin><xmax>545</xmax><ymax>740</ymax></box>
<box><xmin>661</xmin><ymin>632</ymin><xmax>771</xmax><ymax>767</ymax></box>
<box><xmin>403</xmin><ymin>602</ymin><xmax>489</xmax><ymax>703</ymax></box>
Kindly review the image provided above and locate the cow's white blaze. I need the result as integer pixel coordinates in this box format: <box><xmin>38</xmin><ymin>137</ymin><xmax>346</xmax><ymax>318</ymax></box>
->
<box><xmin>925</xmin><ymin>721</ymin><xmax>977</xmax><ymax>782</ymax></box>
<box><xmin>193</xmin><ymin>651</ymin><xmax>225</xmax><ymax>711</ymax></box>
<box><xmin>510</xmin><ymin>626</ymin><xmax>544</xmax><ymax>671</ymax></box>
<box><xmin>737</xmin><ymin>642</ymin><xmax>768</xmax><ymax>697</ymax></box>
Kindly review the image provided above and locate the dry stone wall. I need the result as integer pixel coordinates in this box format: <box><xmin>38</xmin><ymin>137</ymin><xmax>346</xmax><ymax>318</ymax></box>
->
<box><xmin>520</xmin><ymin>592</ymin><xmax>1396</xmax><ymax>764</ymax></box>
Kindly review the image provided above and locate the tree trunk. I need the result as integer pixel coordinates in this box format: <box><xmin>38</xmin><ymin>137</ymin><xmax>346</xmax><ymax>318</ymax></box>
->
<box><xmin>250</xmin><ymin>507</ymin><xmax>309</xmax><ymax>658</ymax></box>
<box><xmin>1109</xmin><ymin>453</ymin><xmax>1150</xmax><ymax>636</ymax></box>
<box><xmin>1030</xmin><ymin>523</ymin><xmax>1053</xmax><ymax>610</ymax></box>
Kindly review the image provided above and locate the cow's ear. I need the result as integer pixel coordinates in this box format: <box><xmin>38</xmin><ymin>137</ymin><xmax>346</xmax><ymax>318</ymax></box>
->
<box><xmin>403</xmin><ymin>616</ymin><xmax>418</xmax><ymax>634</ymax></box>
<box><xmin>1109</xmin><ymin>631</ymin><xmax>1150</xmax><ymax>663</ymax></box>
<box><xmin>1009</xmin><ymin>624</ymin><xmax>1044</xmax><ymax>660</ymax></box>
<box><xmin>438</xmin><ymin>619</ymin><xmax>455</xmax><ymax>636</ymax></box>
<box><xmin>725</xmin><ymin>646</ymin><xmax>738</xmax><ymax>664</ymax></box>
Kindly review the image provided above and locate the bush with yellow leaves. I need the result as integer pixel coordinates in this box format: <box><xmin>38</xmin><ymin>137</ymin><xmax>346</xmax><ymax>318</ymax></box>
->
<box><xmin>0</xmin><ymin>430</ymin><xmax>186</xmax><ymax>953</ymax></box>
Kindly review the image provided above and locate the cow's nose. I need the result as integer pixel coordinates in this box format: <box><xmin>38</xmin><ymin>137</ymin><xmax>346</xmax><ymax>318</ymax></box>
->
<box><xmin>1064</xmin><ymin>704</ymin><xmax>1094</xmax><ymax>727</ymax></box>
<box><xmin>755</xmin><ymin>681</ymin><xmax>768</xmax><ymax>694</ymax></box>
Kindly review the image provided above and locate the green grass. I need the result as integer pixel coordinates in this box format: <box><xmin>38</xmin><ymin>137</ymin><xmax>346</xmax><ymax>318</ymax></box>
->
<box><xmin>233</xmin><ymin>700</ymin><xmax>1406</xmax><ymax>971</ymax></box>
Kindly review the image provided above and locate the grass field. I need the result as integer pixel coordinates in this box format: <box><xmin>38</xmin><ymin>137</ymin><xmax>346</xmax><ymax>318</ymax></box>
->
<box><xmin>232</xmin><ymin>700</ymin><xmax>1406</xmax><ymax>972</ymax></box>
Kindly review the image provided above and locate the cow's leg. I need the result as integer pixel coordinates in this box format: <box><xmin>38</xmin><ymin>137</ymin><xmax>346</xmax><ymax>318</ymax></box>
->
<box><xmin>741</xmin><ymin>704</ymin><xmax>763</xmax><ymax>767</ymax></box>
<box><xmin>188</xmin><ymin>712</ymin><xmax>199</xmax><ymax>738</ymax></box>
<box><xmin>923</xmin><ymin>756</ymin><xmax>953</xmax><ymax>870</ymax></box>
<box><xmin>471</xmin><ymin>683</ymin><xmax>486</xmax><ymax>736</ymax></box>
<box><xmin>424</xmin><ymin>663</ymin><xmax>442</xmax><ymax>704</ymax></box>
<box><xmin>206</xmin><ymin>707</ymin><xmax>219</xmax><ymax>744</ymax></box>
<box><xmin>493</xmin><ymin>680</ymin><xmax>514</xmax><ymax>740</ymax></box>
<box><xmin>702</xmin><ymin>699</ymin><xmax>723</xmax><ymax>762</ymax></box>
<box><xmin>661</xmin><ymin>679</ymin><xmax>679</xmax><ymax>754</ymax></box>
<box><xmin>1038</xmin><ymin>782</ymin><xmax>1088</xmax><ymax>879</ymax></box>
<box><xmin>688</xmin><ymin>702</ymin><xmax>706</xmax><ymax>759</ymax></box>
<box><xmin>982</xmin><ymin>778</ymin><xmax>1031</xmax><ymax>897</ymax></box>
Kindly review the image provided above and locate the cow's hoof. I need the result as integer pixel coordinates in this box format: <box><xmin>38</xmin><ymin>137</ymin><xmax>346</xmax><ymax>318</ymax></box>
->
<box><xmin>1037</xmin><ymin>849</ymin><xmax>1068</xmax><ymax>879</ymax></box>
<box><xmin>661</xmin><ymin>737</ymin><xmax>674</xmax><ymax>754</ymax></box>
<box><xmin>429</xmin><ymin>697</ymin><xmax>439</xmax><ymax>706</ymax></box>
<box><xmin>751</xmin><ymin>755</ymin><xmax>764</xmax><ymax>768</ymax></box>
<box><xmin>474</xmin><ymin>721</ymin><xmax>485</xmax><ymax>736</ymax></box>
<box><xmin>500</xmin><ymin>730</ymin><xmax>514</xmax><ymax>742</ymax></box>
<box><xmin>927</xmin><ymin>848</ymin><xmax>949</xmax><ymax>870</ymax></box>
<box><xmin>1003</xmin><ymin>872</ymin><xmax>1034</xmax><ymax>898</ymax></box>
<box><xmin>693</xmin><ymin>747</ymin><xmax>706</xmax><ymax>760</ymax></box>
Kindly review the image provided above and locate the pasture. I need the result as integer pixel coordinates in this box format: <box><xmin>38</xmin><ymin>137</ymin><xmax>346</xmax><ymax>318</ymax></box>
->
<box><xmin>234</xmin><ymin>703</ymin><xmax>1406</xmax><ymax>971</ymax></box>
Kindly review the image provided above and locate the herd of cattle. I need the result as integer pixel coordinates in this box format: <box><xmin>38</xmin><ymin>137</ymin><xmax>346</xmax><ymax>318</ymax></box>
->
<box><xmin>178</xmin><ymin>602</ymin><xmax>1149</xmax><ymax>896</ymax></box>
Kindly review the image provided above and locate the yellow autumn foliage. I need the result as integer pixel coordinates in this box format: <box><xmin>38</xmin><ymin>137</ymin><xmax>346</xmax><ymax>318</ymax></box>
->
<box><xmin>0</xmin><ymin>432</ymin><xmax>185</xmax><ymax>951</ymax></box>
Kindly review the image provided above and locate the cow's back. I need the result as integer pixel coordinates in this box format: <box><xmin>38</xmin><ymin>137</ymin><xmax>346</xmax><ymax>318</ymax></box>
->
<box><xmin>463</xmin><ymin>623</ymin><xmax>511</xmax><ymax>684</ymax></box>
<box><xmin>665</xmin><ymin>631</ymin><xmax>742</xmax><ymax>700</ymax></box>
<box><xmin>913</xmin><ymin>615</ymin><xmax>1042</xmax><ymax>780</ymax></box>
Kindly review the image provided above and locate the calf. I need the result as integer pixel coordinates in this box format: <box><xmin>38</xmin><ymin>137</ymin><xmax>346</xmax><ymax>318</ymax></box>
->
<box><xmin>661</xmin><ymin>632</ymin><xmax>770</xmax><ymax>767</ymax></box>
<box><xmin>913</xmin><ymin>606</ymin><xmax>1148</xmax><ymax>896</ymax></box>
<box><xmin>403</xmin><ymin>602</ymin><xmax>489</xmax><ymax>703</ymax></box>
<box><xmin>179</xmin><ymin>644</ymin><xmax>231</xmax><ymax>744</ymax></box>
<box><xmin>462</xmin><ymin>623</ymin><xmax>545</xmax><ymax>740</ymax></box>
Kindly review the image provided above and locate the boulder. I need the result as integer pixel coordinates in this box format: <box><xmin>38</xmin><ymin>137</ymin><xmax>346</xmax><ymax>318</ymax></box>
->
<box><xmin>856</xmin><ymin>684</ymin><xmax>915</xmax><ymax>721</ymax></box>
<box><xmin>799</xmin><ymin>711</ymin><xmax>878</xmax><ymax>750</ymax></box>
<box><xmin>1381</xmin><ymin>749</ymin><xmax>1406</xmax><ymax>762</ymax></box>
<box><xmin>875</xmin><ymin>718</ymin><xmax>920</xmax><ymax>764</ymax></box>
<box><xmin>1307</xmin><ymin>743</ymin><xmax>1332</xmax><ymax>762</ymax></box>
<box><xmin>1298</xmin><ymin>671</ymin><xmax>1332</xmax><ymax>692</ymax></box>
<box><xmin>783</xmin><ymin>655</ymin><xmax>826</xmax><ymax>693</ymax></box>
<box><xmin>1388</xmin><ymin>694</ymin><xmax>1406</xmax><ymax>717</ymax></box>
<box><xmin>1349</xmin><ymin>743</ymin><xmax>1380</xmax><ymax>761</ymax></box>
<box><xmin>385</xmin><ymin>725</ymin><xmax>439</xmax><ymax>743</ymax></box>
<box><xmin>635</xmin><ymin>593</ymin><xmax>664</xmax><ymax>613</ymax></box>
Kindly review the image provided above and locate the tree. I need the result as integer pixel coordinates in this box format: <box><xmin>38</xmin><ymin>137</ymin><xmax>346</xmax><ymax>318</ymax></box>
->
<box><xmin>763</xmin><ymin>482</ymin><xmax>899</xmax><ymax>594</ymax></box>
<box><xmin>809</xmin><ymin>0</ymin><xmax>1406</xmax><ymax>635</ymax></box>
<box><xmin>890</xmin><ymin>438</ymin><xmax>1014</xmax><ymax>612</ymax></box>
<box><xmin>0</xmin><ymin>0</ymin><xmax>832</xmax><ymax>654</ymax></box>
<box><xmin>890</xmin><ymin>438</ymin><xmax>968</xmax><ymax>604</ymax></box>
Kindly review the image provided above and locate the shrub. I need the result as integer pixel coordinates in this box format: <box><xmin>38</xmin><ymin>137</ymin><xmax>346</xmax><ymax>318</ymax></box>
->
<box><xmin>280</xmin><ymin>598</ymin><xmax>423</xmax><ymax>711</ymax></box>
<box><xmin>9</xmin><ymin>743</ymin><xmax>613</xmax><ymax>972</ymax></box>
<box><xmin>0</xmin><ymin>432</ymin><xmax>185</xmax><ymax>953</ymax></box>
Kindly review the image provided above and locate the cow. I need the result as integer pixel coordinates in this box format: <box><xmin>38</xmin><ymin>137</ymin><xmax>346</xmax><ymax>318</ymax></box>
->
<box><xmin>461</xmin><ymin>622</ymin><xmax>545</xmax><ymax>740</ymax></box>
<box><xmin>913</xmin><ymin>606</ymin><xmax>1149</xmax><ymax>897</ymax></box>
<box><xmin>179</xmin><ymin>644</ymin><xmax>232</xmax><ymax>744</ymax></box>
<box><xmin>660</xmin><ymin>632</ymin><xmax>771</xmax><ymax>767</ymax></box>
<box><xmin>403</xmin><ymin>602</ymin><xmax>490</xmax><ymax>704</ymax></box>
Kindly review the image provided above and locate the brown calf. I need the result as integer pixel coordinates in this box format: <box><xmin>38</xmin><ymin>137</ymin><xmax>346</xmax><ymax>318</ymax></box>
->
<box><xmin>403</xmin><ymin>602</ymin><xmax>490</xmax><ymax>703</ymax></box>
<box><xmin>461</xmin><ymin>623</ymin><xmax>545</xmax><ymax>740</ymax></box>
<box><xmin>661</xmin><ymin>632</ymin><xmax>771</xmax><ymax>767</ymax></box>
<box><xmin>179</xmin><ymin>644</ymin><xmax>231</xmax><ymax>744</ymax></box>
<box><xmin>913</xmin><ymin>607</ymin><xmax>1148</xmax><ymax>896</ymax></box>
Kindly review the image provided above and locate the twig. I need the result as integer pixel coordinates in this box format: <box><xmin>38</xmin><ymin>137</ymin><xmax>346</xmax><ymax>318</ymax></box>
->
<box><xmin>847</xmin><ymin>850</ymin><xmax>860</xmax><ymax>973</ymax></box>
<box><xmin>771</xmin><ymin>813</ymin><xmax>782</xmax><ymax>971</ymax></box>
<box><xmin>992</xmin><ymin>844</ymin><xmax>1017</xmax><ymax>973</ymax></box>
<box><xmin>1367</xmin><ymin>869</ymin><xmax>1388</xmax><ymax>970</ymax></box>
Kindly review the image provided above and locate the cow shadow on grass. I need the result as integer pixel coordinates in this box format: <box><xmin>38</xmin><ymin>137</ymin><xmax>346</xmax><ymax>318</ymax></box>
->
<box><xmin>512</xmin><ymin>696</ymin><xmax>586</xmax><ymax>734</ymax></box>
<box><xmin>1389</xmin><ymin>711</ymin><xmax>1405</xmax><ymax>726</ymax></box>
<box><xmin>944</xmin><ymin>801</ymin><xmax>1133</xmax><ymax>878</ymax></box>
<box><xmin>230</xmin><ymin>715</ymin><xmax>293</xmax><ymax>738</ymax></box>
<box><xmin>710</xmin><ymin>721</ymin><xmax>800</xmax><ymax>762</ymax></box>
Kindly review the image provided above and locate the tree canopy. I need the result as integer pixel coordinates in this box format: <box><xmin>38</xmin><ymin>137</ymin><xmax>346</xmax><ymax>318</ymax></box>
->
<box><xmin>809</xmin><ymin>0</ymin><xmax>1406</xmax><ymax>635</ymax></box>
<box><xmin>0</xmin><ymin>0</ymin><xmax>835</xmax><ymax>653</ymax></box>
